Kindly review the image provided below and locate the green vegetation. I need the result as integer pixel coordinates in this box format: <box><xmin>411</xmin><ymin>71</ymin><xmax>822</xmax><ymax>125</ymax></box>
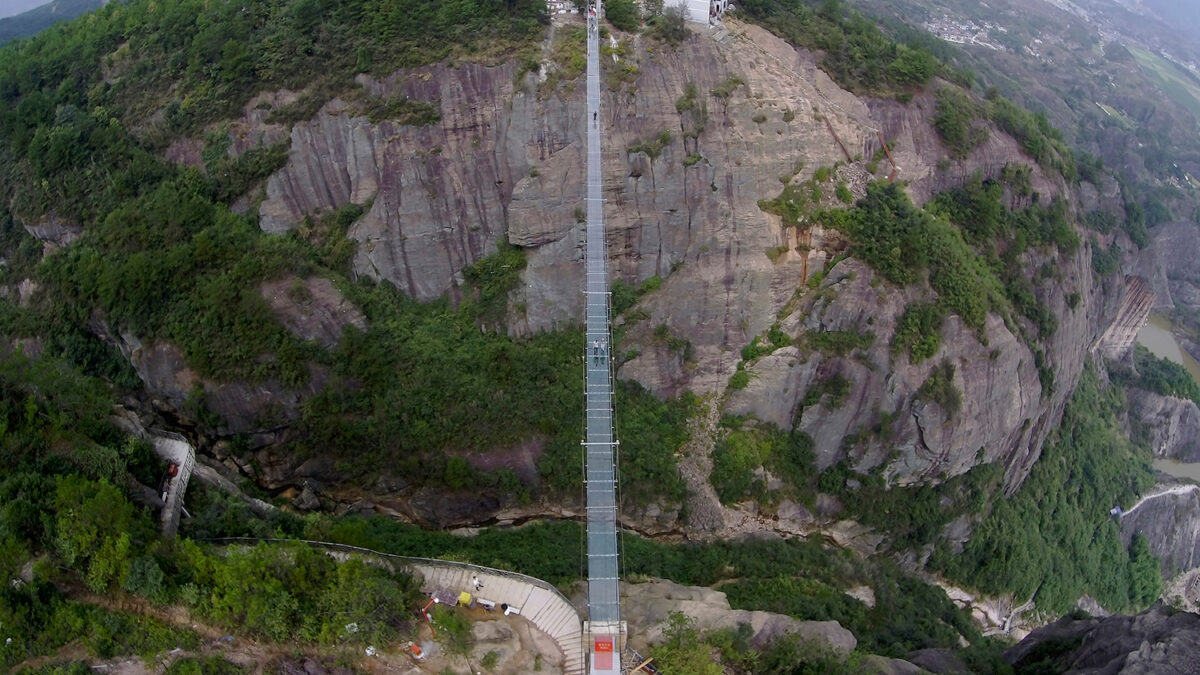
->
<box><xmin>538</xmin><ymin>25</ymin><xmax>587</xmax><ymax>97</ymax></box>
<box><xmin>892</xmin><ymin>302</ymin><xmax>944</xmax><ymax>363</ymax></box>
<box><xmin>709</xmin><ymin>420</ymin><xmax>814</xmax><ymax>504</ymax></box>
<box><xmin>740</xmin><ymin>322</ymin><xmax>794</xmax><ymax>362</ymax></box>
<box><xmin>916</xmin><ymin>359</ymin><xmax>962</xmax><ymax>417</ymax></box>
<box><xmin>0</xmin><ymin>593</ymin><xmax>200</xmax><ymax>669</ymax></box>
<box><xmin>765</xmin><ymin>169</ymin><xmax>1068</xmax><ymax>366</ymax></box>
<box><xmin>0</xmin><ymin>0</ymin><xmax>618</xmax><ymax>504</ymax></box>
<box><xmin>934</xmin><ymin>87</ymin><xmax>988</xmax><ymax>159</ymax></box>
<box><xmin>675</xmin><ymin>82</ymin><xmax>708</xmax><ymax>141</ymax></box>
<box><xmin>164</xmin><ymin>656</ymin><xmax>247</xmax><ymax>674</ymax></box>
<box><xmin>0</xmin><ymin>347</ymin><xmax>425</xmax><ymax>668</ymax></box>
<box><xmin>710</xmin><ymin>74</ymin><xmax>746</xmax><ymax>115</ymax></box>
<box><xmin>1116</xmin><ymin>345</ymin><xmax>1200</xmax><ymax>406</ymax></box>
<box><xmin>320</xmin><ymin>514</ymin><xmax>989</xmax><ymax>657</ymax></box>
<box><xmin>984</xmin><ymin>89</ymin><xmax>1077</xmax><ymax>180</ymax></box>
<box><xmin>934</xmin><ymin>366</ymin><xmax>1159</xmax><ymax>614</ymax></box>
<box><xmin>737</xmin><ymin>0</ymin><xmax>943</xmax><ymax>94</ymax></box>
<box><xmin>354</xmin><ymin>93</ymin><xmax>441</xmax><ymax>125</ymax></box>
<box><xmin>828</xmin><ymin>181</ymin><xmax>1009</xmax><ymax>334</ymax></box>
<box><xmin>1091</xmin><ymin>236</ymin><xmax>1121</xmax><ymax>276</ymax></box>
<box><xmin>605</xmin><ymin>0</ymin><xmax>641</xmax><ymax>32</ymax></box>
<box><xmin>1127</xmin><ymin>45</ymin><xmax>1200</xmax><ymax>126</ymax></box>
<box><xmin>627</xmin><ymin>130</ymin><xmax>672</xmax><ymax>161</ymax></box>
<box><xmin>820</xmin><ymin>461</ymin><xmax>1004</xmax><ymax>551</ymax></box>
<box><xmin>802</xmin><ymin>373</ymin><xmax>853</xmax><ymax>409</ymax></box>
<box><xmin>611</xmin><ymin>274</ymin><xmax>663</xmax><ymax>315</ymax></box>
<box><xmin>806</xmin><ymin>329</ymin><xmax>874</xmax><ymax>356</ymax></box>
<box><xmin>646</xmin><ymin>4</ymin><xmax>689</xmax><ymax>45</ymax></box>
<box><xmin>928</xmin><ymin>84</ymin><xmax>1076</xmax><ymax>178</ymax></box>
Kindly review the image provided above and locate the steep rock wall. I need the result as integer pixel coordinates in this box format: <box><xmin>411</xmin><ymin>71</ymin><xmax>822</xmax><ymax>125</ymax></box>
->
<box><xmin>251</xmin><ymin>20</ymin><xmax>1125</xmax><ymax>492</ymax></box>
<box><xmin>1095</xmin><ymin>275</ymin><xmax>1156</xmax><ymax>358</ymax></box>
<box><xmin>1126</xmin><ymin>388</ymin><xmax>1200</xmax><ymax>462</ymax></box>
<box><xmin>1121</xmin><ymin>479</ymin><xmax>1200</xmax><ymax>578</ymax></box>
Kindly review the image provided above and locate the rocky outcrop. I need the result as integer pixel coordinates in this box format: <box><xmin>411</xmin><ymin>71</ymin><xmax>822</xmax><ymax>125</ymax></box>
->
<box><xmin>1003</xmin><ymin>604</ymin><xmax>1200</xmax><ymax>673</ymax></box>
<box><xmin>23</xmin><ymin>211</ymin><xmax>82</xmax><ymax>255</ymax></box>
<box><xmin>1096</xmin><ymin>276</ymin><xmax>1156</xmax><ymax>359</ymax></box>
<box><xmin>257</xmin><ymin>66</ymin><xmax>519</xmax><ymax>302</ymax></box>
<box><xmin>1138</xmin><ymin>221</ymin><xmax>1200</xmax><ymax>318</ymax></box>
<box><xmin>615</xmin><ymin>578</ymin><xmax>858</xmax><ymax>655</ymax></box>
<box><xmin>166</xmin><ymin>89</ymin><xmax>293</xmax><ymax>170</ymax></box>
<box><xmin>1119</xmin><ymin>479</ymin><xmax>1200</xmax><ymax>578</ymax></box>
<box><xmin>722</xmin><ymin>239</ymin><xmax>1110</xmax><ymax>489</ymax></box>
<box><xmin>865</xmin><ymin>91</ymin><xmax>1061</xmax><ymax>206</ymax></box>
<box><xmin>260</xmin><ymin>276</ymin><xmax>367</xmax><ymax>349</ymax></box>
<box><xmin>1126</xmin><ymin>388</ymin><xmax>1200</xmax><ymax>461</ymax></box>
<box><xmin>243</xmin><ymin>19</ymin><xmax>1123</xmax><ymax>494</ymax></box>
<box><xmin>93</xmin><ymin>318</ymin><xmax>327</xmax><ymax>436</ymax></box>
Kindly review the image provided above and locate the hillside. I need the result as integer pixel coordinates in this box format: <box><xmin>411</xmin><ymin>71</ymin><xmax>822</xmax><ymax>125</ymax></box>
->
<box><xmin>0</xmin><ymin>0</ymin><xmax>105</xmax><ymax>44</ymax></box>
<box><xmin>0</xmin><ymin>0</ymin><xmax>1194</xmax><ymax>671</ymax></box>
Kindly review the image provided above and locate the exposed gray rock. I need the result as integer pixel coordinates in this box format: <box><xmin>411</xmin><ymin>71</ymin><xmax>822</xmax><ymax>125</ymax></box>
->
<box><xmin>1126</xmin><ymin>388</ymin><xmax>1200</xmax><ymax>462</ymax></box>
<box><xmin>617</xmin><ymin>578</ymin><xmax>856</xmax><ymax>655</ymax></box>
<box><xmin>1120</xmin><ymin>479</ymin><xmax>1200</xmax><ymax>578</ymax></box>
<box><xmin>293</xmin><ymin>483</ymin><xmax>321</xmax><ymax>511</ymax></box>
<box><xmin>1004</xmin><ymin>604</ymin><xmax>1200</xmax><ymax>674</ymax></box>
<box><xmin>404</xmin><ymin>486</ymin><xmax>502</xmax><ymax>528</ymax></box>
<box><xmin>907</xmin><ymin>648</ymin><xmax>969</xmax><ymax>674</ymax></box>
<box><xmin>260</xmin><ymin>276</ymin><xmax>367</xmax><ymax>349</ymax></box>
<box><xmin>1141</xmin><ymin>221</ymin><xmax>1200</xmax><ymax>319</ymax></box>
<box><xmin>91</xmin><ymin>317</ymin><xmax>327</xmax><ymax>435</ymax></box>
<box><xmin>1096</xmin><ymin>276</ymin><xmax>1156</xmax><ymax>359</ymax></box>
<box><xmin>864</xmin><ymin>654</ymin><xmax>926</xmax><ymax>674</ymax></box>
<box><xmin>23</xmin><ymin>212</ymin><xmax>82</xmax><ymax>249</ymax></box>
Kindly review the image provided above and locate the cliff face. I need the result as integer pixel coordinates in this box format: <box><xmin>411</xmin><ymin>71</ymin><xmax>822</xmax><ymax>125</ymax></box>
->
<box><xmin>1004</xmin><ymin>604</ymin><xmax>1200</xmax><ymax>673</ymax></box>
<box><xmin>246</xmin><ymin>20</ymin><xmax>1125</xmax><ymax>495</ymax></box>
<box><xmin>1096</xmin><ymin>276</ymin><xmax>1156</xmax><ymax>359</ymax></box>
<box><xmin>1120</xmin><ymin>480</ymin><xmax>1200</xmax><ymax>579</ymax></box>
<box><xmin>1126</xmin><ymin>388</ymin><xmax>1200</xmax><ymax>462</ymax></box>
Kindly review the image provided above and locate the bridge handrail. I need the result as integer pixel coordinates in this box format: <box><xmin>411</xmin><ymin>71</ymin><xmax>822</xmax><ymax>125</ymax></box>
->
<box><xmin>200</xmin><ymin>536</ymin><xmax>579</xmax><ymax>610</ymax></box>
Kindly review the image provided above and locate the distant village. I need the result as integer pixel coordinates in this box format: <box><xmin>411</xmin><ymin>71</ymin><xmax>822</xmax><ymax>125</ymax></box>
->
<box><xmin>922</xmin><ymin>15</ymin><xmax>1006</xmax><ymax>51</ymax></box>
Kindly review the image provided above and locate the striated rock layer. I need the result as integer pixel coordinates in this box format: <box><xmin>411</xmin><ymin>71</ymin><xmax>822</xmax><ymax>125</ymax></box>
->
<box><xmin>251</xmin><ymin>20</ymin><xmax>1129</xmax><ymax>493</ymax></box>
<box><xmin>1096</xmin><ymin>276</ymin><xmax>1156</xmax><ymax>359</ymax></box>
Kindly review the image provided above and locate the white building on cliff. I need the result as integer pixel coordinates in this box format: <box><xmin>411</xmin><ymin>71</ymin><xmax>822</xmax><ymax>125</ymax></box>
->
<box><xmin>682</xmin><ymin>0</ymin><xmax>729</xmax><ymax>25</ymax></box>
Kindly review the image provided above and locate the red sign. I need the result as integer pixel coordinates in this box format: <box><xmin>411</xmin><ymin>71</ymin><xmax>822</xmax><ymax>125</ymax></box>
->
<box><xmin>594</xmin><ymin>638</ymin><xmax>613</xmax><ymax>653</ymax></box>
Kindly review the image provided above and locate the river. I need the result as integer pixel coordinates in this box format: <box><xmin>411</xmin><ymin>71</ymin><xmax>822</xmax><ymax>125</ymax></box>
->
<box><xmin>1137</xmin><ymin>314</ymin><xmax>1200</xmax><ymax>482</ymax></box>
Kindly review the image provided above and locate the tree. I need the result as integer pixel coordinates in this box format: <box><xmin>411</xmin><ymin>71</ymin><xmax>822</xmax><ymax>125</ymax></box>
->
<box><xmin>1127</xmin><ymin>535</ymin><xmax>1161</xmax><ymax>607</ymax></box>
<box><xmin>652</xmin><ymin>3</ymin><xmax>688</xmax><ymax>44</ymax></box>
<box><xmin>653</xmin><ymin>612</ymin><xmax>723</xmax><ymax>675</ymax></box>
<box><xmin>52</xmin><ymin>476</ymin><xmax>144</xmax><ymax>592</ymax></box>
<box><xmin>605</xmin><ymin>0</ymin><xmax>641</xmax><ymax>32</ymax></box>
<box><xmin>888</xmin><ymin>45</ymin><xmax>937</xmax><ymax>87</ymax></box>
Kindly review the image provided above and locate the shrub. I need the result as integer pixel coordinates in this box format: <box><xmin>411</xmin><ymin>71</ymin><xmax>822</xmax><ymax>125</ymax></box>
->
<box><xmin>892</xmin><ymin>302</ymin><xmax>944</xmax><ymax>363</ymax></box>
<box><xmin>916</xmin><ymin>360</ymin><xmax>961</xmax><ymax>417</ymax></box>
<box><xmin>728</xmin><ymin>370</ymin><xmax>750</xmax><ymax>390</ymax></box>
<box><xmin>806</xmin><ymin>329</ymin><xmax>874</xmax><ymax>356</ymax></box>
<box><xmin>605</xmin><ymin>0</ymin><xmax>641</xmax><ymax>31</ymax></box>
<box><xmin>933</xmin><ymin>87</ymin><xmax>988</xmax><ymax>159</ymax></box>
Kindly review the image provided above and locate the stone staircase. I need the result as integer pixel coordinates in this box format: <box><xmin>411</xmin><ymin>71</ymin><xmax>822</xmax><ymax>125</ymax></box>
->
<box><xmin>412</xmin><ymin>564</ymin><xmax>585</xmax><ymax>675</ymax></box>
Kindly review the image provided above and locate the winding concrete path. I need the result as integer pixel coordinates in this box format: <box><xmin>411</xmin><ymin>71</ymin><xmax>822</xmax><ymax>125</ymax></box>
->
<box><xmin>1121</xmin><ymin>483</ymin><xmax>1200</xmax><ymax>519</ymax></box>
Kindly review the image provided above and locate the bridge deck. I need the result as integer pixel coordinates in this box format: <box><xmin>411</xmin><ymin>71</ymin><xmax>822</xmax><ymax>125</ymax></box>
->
<box><xmin>584</xmin><ymin>5</ymin><xmax>622</xmax><ymax>674</ymax></box>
